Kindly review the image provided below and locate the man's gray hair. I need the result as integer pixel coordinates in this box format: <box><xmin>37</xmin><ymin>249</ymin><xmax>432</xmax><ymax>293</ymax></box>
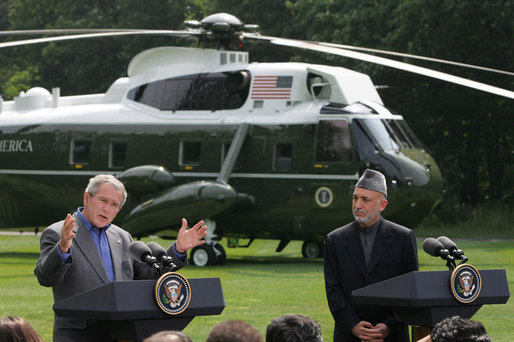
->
<box><xmin>85</xmin><ymin>174</ymin><xmax>127</xmax><ymax>207</ymax></box>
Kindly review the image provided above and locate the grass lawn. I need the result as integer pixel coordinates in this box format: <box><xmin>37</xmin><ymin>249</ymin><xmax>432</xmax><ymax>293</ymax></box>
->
<box><xmin>0</xmin><ymin>233</ymin><xmax>512</xmax><ymax>341</ymax></box>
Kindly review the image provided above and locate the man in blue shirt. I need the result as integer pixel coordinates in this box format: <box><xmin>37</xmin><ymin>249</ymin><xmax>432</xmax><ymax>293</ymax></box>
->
<box><xmin>35</xmin><ymin>174</ymin><xmax>207</xmax><ymax>342</ymax></box>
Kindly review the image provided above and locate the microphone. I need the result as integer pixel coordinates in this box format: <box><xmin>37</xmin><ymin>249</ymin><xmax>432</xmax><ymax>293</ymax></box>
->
<box><xmin>422</xmin><ymin>237</ymin><xmax>454</xmax><ymax>263</ymax></box>
<box><xmin>437</xmin><ymin>236</ymin><xmax>468</xmax><ymax>262</ymax></box>
<box><xmin>147</xmin><ymin>241</ymin><xmax>177</xmax><ymax>269</ymax></box>
<box><xmin>129</xmin><ymin>241</ymin><xmax>160</xmax><ymax>270</ymax></box>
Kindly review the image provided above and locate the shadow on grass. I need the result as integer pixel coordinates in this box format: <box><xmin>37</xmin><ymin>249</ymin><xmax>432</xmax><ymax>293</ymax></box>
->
<box><xmin>0</xmin><ymin>251</ymin><xmax>40</xmax><ymax>259</ymax></box>
<box><xmin>226</xmin><ymin>256</ymin><xmax>322</xmax><ymax>265</ymax></box>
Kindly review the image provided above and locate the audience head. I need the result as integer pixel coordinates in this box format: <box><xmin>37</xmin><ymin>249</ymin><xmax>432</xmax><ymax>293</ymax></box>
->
<box><xmin>266</xmin><ymin>314</ymin><xmax>323</xmax><ymax>342</ymax></box>
<box><xmin>206</xmin><ymin>320</ymin><xmax>263</xmax><ymax>342</ymax></box>
<box><xmin>431</xmin><ymin>316</ymin><xmax>490</xmax><ymax>342</ymax></box>
<box><xmin>0</xmin><ymin>316</ymin><xmax>43</xmax><ymax>342</ymax></box>
<box><xmin>142</xmin><ymin>330</ymin><xmax>192</xmax><ymax>342</ymax></box>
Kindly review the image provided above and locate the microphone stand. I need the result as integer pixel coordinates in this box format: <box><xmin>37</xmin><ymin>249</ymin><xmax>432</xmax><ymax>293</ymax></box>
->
<box><xmin>446</xmin><ymin>258</ymin><xmax>456</xmax><ymax>271</ymax></box>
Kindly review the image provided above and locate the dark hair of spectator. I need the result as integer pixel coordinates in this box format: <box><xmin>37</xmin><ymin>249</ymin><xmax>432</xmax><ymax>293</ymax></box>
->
<box><xmin>0</xmin><ymin>316</ymin><xmax>43</xmax><ymax>342</ymax></box>
<box><xmin>431</xmin><ymin>316</ymin><xmax>491</xmax><ymax>342</ymax></box>
<box><xmin>266</xmin><ymin>314</ymin><xmax>323</xmax><ymax>342</ymax></box>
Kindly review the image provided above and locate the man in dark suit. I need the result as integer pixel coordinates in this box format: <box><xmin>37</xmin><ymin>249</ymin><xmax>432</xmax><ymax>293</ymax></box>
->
<box><xmin>34</xmin><ymin>174</ymin><xmax>207</xmax><ymax>342</ymax></box>
<box><xmin>324</xmin><ymin>169</ymin><xmax>418</xmax><ymax>342</ymax></box>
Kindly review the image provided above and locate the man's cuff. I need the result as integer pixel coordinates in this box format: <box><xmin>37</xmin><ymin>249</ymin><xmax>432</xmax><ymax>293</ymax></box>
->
<box><xmin>56</xmin><ymin>243</ymin><xmax>71</xmax><ymax>263</ymax></box>
<box><xmin>172</xmin><ymin>242</ymin><xmax>187</xmax><ymax>260</ymax></box>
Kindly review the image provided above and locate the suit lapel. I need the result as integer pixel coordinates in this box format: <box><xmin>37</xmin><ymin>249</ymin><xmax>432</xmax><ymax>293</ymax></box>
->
<box><xmin>366</xmin><ymin>219</ymin><xmax>391</xmax><ymax>275</ymax></box>
<box><xmin>106</xmin><ymin>227</ymin><xmax>124</xmax><ymax>281</ymax></box>
<box><xmin>73</xmin><ymin>213</ymin><xmax>110</xmax><ymax>284</ymax></box>
<box><xmin>344</xmin><ymin>223</ymin><xmax>367</xmax><ymax>277</ymax></box>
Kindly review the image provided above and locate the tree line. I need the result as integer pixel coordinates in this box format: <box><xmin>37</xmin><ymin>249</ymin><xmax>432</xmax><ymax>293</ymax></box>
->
<box><xmin>0</xmin><ymin>0</ymin><xmax>512</xmax><ymax>222</ymax></box>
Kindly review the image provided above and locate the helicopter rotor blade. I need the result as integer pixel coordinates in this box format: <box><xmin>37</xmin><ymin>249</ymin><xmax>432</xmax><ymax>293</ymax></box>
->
<box><xmin>320</xmin><ymin>42</ymin><xmax>514</xmax><ymax>77</ymax></box>
<box><xmin>0</xmin><ymin>30</ymin><xmax>201</xmax><ymax>49</ymax></box>
<box><xmin>246</xmin><ymin>34</ymin><xmax>513</xmax><ymax>99</ymax></box>
<box><xmin>0</xmin><ymin>28</ymin><xmax>149</xmax><ymax>36</ymax></box>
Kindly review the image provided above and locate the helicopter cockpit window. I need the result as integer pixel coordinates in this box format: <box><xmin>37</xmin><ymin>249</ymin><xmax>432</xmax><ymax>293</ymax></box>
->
<box><xmin>127</xmin><ymin>71</ymin><xmax>250</xmax><ymax>111</ymax></box>
<box><xmin>394</xmin><ymin>120</ymin><xmax>427</xmax><ymax>150</ymax></box>
<box><xmin>70</xmin><ymin>140</ymin><xmax>90</xmax><ymax>165</ymax></box>
<box><xmin>359</xmin><ymin>119</ymin><xmax>399</xmax><ymax>152</ymax></box>
<box><xmin>180</xmin><ymin>141</ymin><xmax>201</xmax><ymax>166</ymax></box>
<box><xmin>274</xmin><ymin>143</ymin><xmax>292</xmax><ymax>171</ymax></box>
<box><xmin>315</xmin><ymin>120</ymin><xmax>352</xmax><ymax>163</ymax></box>
<box><xmin>352</xmin><ymin>120</ymin><xmax>378</xmax><ymax>160</ymax></box>
<box><xmin>384</xmin><ymin>120</ymin><xmax>411</xmax><ymax>149</ymax></box>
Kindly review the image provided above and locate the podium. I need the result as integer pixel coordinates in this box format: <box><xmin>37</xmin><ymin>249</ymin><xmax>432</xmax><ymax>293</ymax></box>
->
<box><xmin>352</xmin><ymin>270</ymin><xmax>509</xmax><ymax>339</ymax></box>
<box><xmin>53</xmin><ymin>277</ymin><xmax>225</xmax><ymax>341</ymax></box>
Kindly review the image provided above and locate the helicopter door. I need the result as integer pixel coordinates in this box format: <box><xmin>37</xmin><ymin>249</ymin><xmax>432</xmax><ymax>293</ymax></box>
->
<box><xmin>310</xmin><ymin>119</ymin><xmax>355</xmax><ymax>213</ymax></box>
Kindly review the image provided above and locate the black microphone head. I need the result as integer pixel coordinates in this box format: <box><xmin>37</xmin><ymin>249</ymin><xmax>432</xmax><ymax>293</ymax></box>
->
<box><xmin>129</xmin><ymin>241</ymin><xmax>152</xmax><ymax>262</ymax></box>
<box><xmin>422</xmin><ymin>237</ymin><xmax>445</xmax><ymax>257</ymax></box>
<box><xmin>147</xmin><ymin>241</ymin><xmax>167</xmax><ymax>260</ymax></box>
<box><xmin>437</xmin><ymin>236</ymin><xmax>457</xmax><ymax>252</ymax></box>
<box><xmin>439</xmin><ymin>236</ymin><xmax>466</xmax><ymax>261</ymax></box>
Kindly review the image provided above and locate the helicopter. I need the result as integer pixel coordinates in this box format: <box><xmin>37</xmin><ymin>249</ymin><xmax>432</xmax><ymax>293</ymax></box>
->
<box><xmin>0</xmin><ymin>13</ymin><xmax>511</xmax><ymax>266</ymax></box>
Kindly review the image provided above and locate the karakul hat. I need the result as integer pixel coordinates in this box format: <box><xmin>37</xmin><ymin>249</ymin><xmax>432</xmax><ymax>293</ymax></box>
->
<box><xmin>355</xmin><ymin>169</ymin><xmax>387</xmax><ymax>198</ymax></box>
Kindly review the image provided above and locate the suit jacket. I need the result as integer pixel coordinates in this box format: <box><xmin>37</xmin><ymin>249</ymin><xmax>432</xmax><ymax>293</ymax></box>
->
<box><xmin>324</xmin><ymin>218</ymin><xmax>418</xmax><ymax>342</ymax></box>
<box><xmin>34</xmin><ymin>212</ymin><xmax>186</xmax><ymax>342</ymax></box>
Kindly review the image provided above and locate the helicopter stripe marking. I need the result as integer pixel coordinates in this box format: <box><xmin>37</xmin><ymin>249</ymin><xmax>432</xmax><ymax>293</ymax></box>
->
<box><xmin>251</xmin><ymin>76</ymin><xmax>292</xmax><ymax>99</ymax></box>
<box><xmin>0</xmin><ymin>169</ymin><xmax>359</xmax><ymax>180</ymax></box>
<box><xmin>173</xmin><ymin>172</ymin><xmax>359</xmax><ymax>180</ymax></box>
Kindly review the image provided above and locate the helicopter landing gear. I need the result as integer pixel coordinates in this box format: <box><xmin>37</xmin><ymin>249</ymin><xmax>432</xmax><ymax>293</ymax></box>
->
<box><xmin>189</xmin><ymin>219</ymin><xmax>227</xmax><ymax>266</ymax></box>
<box><xmin>190</xmin><ymin>244</ymin><xmax>216</xmax><ymax>266</ymax></box>
<box><xmin>302</xmin><ymin>240</ymin><xmax>324</xmax><ymax>259</ymax></box>
<box><xmin>189</xmin><ymin>242</ymin><xmax>227</xmax><ymax>266</ymax></box>
<box><xmin>213</xmin><ymin>243</ymin><xmax>226</xmax><ymax>265</ymax></box>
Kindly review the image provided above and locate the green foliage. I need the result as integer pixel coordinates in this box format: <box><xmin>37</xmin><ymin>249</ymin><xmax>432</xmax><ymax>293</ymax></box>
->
<box><xmin>1</xmin><ymin>65</ymin><xmax>39</xmax><ymax>98</ymax></box>
<box><xmin>1</xmin><ymin>234</ymin><xmax>513</xmax><ymax>341</ymax></box>
<box><xmin>418</xmin><ymin>201</ymin><xmax>514</xmax><ymax>238</ymax></box>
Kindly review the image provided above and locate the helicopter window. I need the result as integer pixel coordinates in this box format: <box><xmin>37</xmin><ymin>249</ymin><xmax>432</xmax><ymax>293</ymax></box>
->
<box><xmin>352</xmin><ymin>120</ymin><xmax>378</xmax><ymax>160</ymax></box>
<box><xmin>384</xmin><ymin>120</ymin><xmax>411</xmax><ymax>149</ymax></box>
<box><xmin>180</xmin><ymin>141</ymin><xmax>201</xmax><ymax>166</ymax></box>
<box><xmin>315</xmin><ymin>120</ymin><xmax>352</xmax><ymax>163</ymax></box>
<box><xmin>127</xmin><ymin>71</ymin><xmax>250</xmax><ymax>111</ymax></box>
<box><xmin>70</xmin><ymin>140</ymin><xmax>91</xmax><ymax>165</ymax></box>
<box><xmin>274</xmin><ymin>143</ymin><xmax>292</xmax><ymax>171</ymax></box>
<box><xmin>359</xmin><ymin>118</ymin><xmax>399</xmax><ymax>152</ymax></box>
<box><xmin>109</xmin><ymin>142</ymin><xmax>127</xmax><ymax>168</ymax></box>
<box><xmin>395</xmin><ymin>120</ymin><xmax>427</xmax><ymax>150</ymax></box>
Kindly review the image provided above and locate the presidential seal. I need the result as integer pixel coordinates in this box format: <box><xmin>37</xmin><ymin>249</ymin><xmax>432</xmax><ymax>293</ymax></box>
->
<box><xmin>155</xmin><ymin>272</ymin><xmax>191</xmax><ymax>315</ymax></box>
<box><xmin>450</xmin><ymin>264</ymin><xmax>481</xmax><ymax>304</ymax></box>
<box><xmin>314</xmin><ymin>186</ymin><xmax>333</xmax><ymax>208</ymax></box>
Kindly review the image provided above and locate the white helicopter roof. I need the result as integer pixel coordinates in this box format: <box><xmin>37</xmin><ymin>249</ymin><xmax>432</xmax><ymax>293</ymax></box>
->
<box><xmin>0</xmin><ymin>46</ymin><xmax>389</xmax><ymax>128</ymax></box>
<box><xmin>125</xmin><ymin>46</ymin><xmax>383</xmax><ymax>105</ymax></box>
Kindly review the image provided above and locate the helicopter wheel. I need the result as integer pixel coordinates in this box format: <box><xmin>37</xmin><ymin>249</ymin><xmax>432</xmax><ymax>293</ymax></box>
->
<box><xmin>302</xmin><ymin>240</ymin><xmax>323</xmax><ymax>259</ymax></box>
<box><xmin>213</xmin><ymin>243</ymin><xmax>227</xmax><ymax>265</ymax></box>
<box><xmin>190</xmin><ymin>245</ymin><xmax>216</xmax><ymax>267</ymax></box>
